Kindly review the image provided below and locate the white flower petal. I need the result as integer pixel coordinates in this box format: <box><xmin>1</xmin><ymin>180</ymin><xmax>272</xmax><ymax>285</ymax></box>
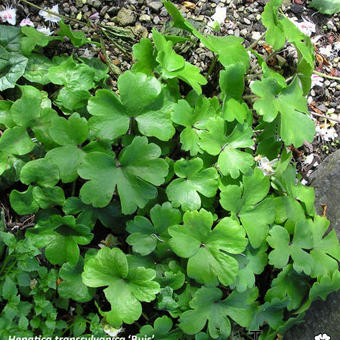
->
<box><xmin>0</xmin><ymin>6</ymin><xmax>16</xmax><ymax>25</ymax></box>
<box><xmin>20</xmin><ymin>18</ymin><xmax>34</xmax><ymax>27</ymax></box>
<box><xmin>36</xmin><ymin>25</ymin><xmax>53</xmax><ymax>36</ymax></box>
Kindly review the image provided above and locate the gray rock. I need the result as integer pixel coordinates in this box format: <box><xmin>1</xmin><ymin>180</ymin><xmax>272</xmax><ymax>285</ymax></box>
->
<box><xmin>116</xmin><ymin>8</ymin><xmax>137</xmax><ymax>26</ymax></box>
<box><xmin>284</xmin><ymin>149</ymin><xmax>340</xmax><ymax>340</ymax></box>
<box><xmin>309</xmin><ymin>149</ymin><xmax>340</xmax><ymax>238</ymax></box>
<box><xmin>92</xmin><ymin>0</ymin><xmax>101</xmax><ymax>9</ymax></box>
<box><xmin>139</xmin><ymin>14</ymin><xmax>151</xmax><ymax>22</ymax></box>
<box><xmin>147</xmin><ymin>1</ymin><xmax>163</xmax><ymax>12</ymax></box>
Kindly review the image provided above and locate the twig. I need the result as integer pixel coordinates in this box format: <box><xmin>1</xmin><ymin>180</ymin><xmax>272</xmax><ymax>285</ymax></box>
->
<box><xmin>313</xmin><ymin>70</ymin><xmax>340</xmax><ymax>82</ymax></box>
<box><xmin>19</xmin><ymin>0</ymin><xmax>88</xmax><ymax>26</ymax></box>
<box><xmin>309</xmin><ymin>111</ymin><xmax>340</xmax><ymax>124</ymax></box>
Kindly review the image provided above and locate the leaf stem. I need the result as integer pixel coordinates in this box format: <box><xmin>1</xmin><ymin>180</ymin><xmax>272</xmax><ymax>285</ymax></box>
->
<box><xmin>313</xmin><ymin>70</ymin><xmax>340</xmax><ymax>82</ymax></box>
<box><xmin>207</xmin><ymin>55</ymin><xmax>218</xmax><ymax>78</ymax></box>
<box><xmin>247</xmin><ymin>32</ymin><xmax>266</xmax><ymax>50</ymax></box>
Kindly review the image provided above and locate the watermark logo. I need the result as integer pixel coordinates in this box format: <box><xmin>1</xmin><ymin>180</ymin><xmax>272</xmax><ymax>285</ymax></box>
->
<box><xmin>315</xmin><ymin>334</ymin><xmax>330</xmax><ymax>340</ymax></box>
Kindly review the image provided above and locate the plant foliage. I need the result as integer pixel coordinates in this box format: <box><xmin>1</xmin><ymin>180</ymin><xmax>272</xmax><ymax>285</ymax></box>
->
<box><xmin>0</xmin><ymin>0</ymin><xmax>339</xmax><ymax>339</ymax></box>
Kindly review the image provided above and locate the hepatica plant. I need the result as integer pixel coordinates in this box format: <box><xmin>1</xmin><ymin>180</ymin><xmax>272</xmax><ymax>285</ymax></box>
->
<box><xmin>0</xmin><ymin>0</ymin><xmax>339</xmax><ymax>339</ymax></box>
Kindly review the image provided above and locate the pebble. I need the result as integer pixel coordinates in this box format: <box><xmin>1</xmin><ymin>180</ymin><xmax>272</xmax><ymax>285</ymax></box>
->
<box><xmin>92</xmin><ymin>0</ymin><xmax>101</xmax><ymax>9</ymax></box>
<box><xmin>160</xmin><ymin>7</ymin><xmax>168</xmax><ymax>16</ymax></box>
<box><xmin>100</xmin><ymin>5</ymin><xmax>109</xmax><ymax>16</ymax></box>
<box><xmin>243</xmin><ymin>18</ymin><xmax>251</xmax><ymax>25</ymax></box>
<box><xmin>327</xmin><ymin>20</ymin><xmax>336</xmax><ymax>31</ymax></box>
<box><xmin>290</xmin><ymin>4</ymin><xmax>304</xmax><ymax>15</ymax></box>
<box><xmin>153</xmin><ymin>15</ymin><xmax>160</xmax><ymax>24</ymax></box>
<box><xmin>147</xmin><ymin>1</ymin><xmax>163</xmax><ymax>12</ymax></box>
<box><xmin>116</xmin><ymin>7</ymin><xmax>137</xmax><ymax>26</ymax></box>
<box><xmin>140</xmin><ymin>14</ymin><xmax>151</xmax><ymax>22</ymax></box>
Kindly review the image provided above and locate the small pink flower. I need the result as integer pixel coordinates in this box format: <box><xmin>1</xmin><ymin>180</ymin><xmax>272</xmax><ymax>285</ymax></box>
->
<box><xmin>0</xmin><ymin>5</ymin><xmax>16</xmax><ymax>25</ymax></box>
<box><xmin>89</xmin><ymin>12</ymin><xmax>99</xmax><ymax>20</ymax></box>
<box><xmin>311</xmin><ymin>74</ymin><xmax>323</xmax><ymax>88</ymax></box>
<box><xmin>20</xmin><ymin>17</ymin><xmax>34</xmax><ymax>27</ymax></box>
<box><xmin>290</xmin><ymin>18</ymin><xmax>315</xmax><ymax>37</ymax></box>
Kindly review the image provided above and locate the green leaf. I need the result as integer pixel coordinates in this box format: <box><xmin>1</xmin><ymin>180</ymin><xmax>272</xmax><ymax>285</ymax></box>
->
<box><xmin>204</xmin><ymin>35</ymin><xmax>250</xmax><ymax>71</ymax></box>
<box><xmin>10</xmin><ymin>85</ymin><xmax>42</xmax><ymax>128</ymax></box>
<box><xmin>88</xmin><ymin>72</ymin><xmax>175</xmax><ymax>141</ymax></box>
<box><xmin>169</xmin><ymin>209</ymin><xmax>248</xmax><ymax>286</ymax></box>
<box><xmin>49</xmin><ymin>112</ymin><xmax>88</xmax><ymax>146</ymax></box>
<box><xmin>0</xmin><ymin>25</ymin><xmax>21</xmax><ymax>52</ymax></box>
<box><xmin>218</xmin><ymin>124</ymin><xmax>254</xmax><ymax>179</ymax></box>
<box><xmin>232</xmin><ymin>244</ymin><xmax>268</xmax><ymax>292</ymax></box>
<box><xmin>46</xmin><ymin>145</ymin><xmax>84</xmax><ymax>183</ymax></box>
<box><xmin>219</xmin><ymin>63</ymin><xmax>245</xmax><ymax>100</ymax></box>
<box><xmin>29</xmin><ymin>215</ymin><xmax>93</xmax><ymax>266</ymax></box>
<box><xmin>23</xmin><ymin>54</ymin><xmax>53</xmax><ymax>85</ymax></box>
<box><xmin>308</xmin><ymin>216</ymin><xmax>340</xmax><ymax>278</ymax></box>
<box><xmin>179</xmin><ymin>287</ymin><xmax>231</xmax><ymax>338</ymax></box>
<box><xmin>179</xmin><ymin>286</ymin><xmax>257</xmax><ymax>338</ymax></box>
<box><xmin>32</xmin><ymin>186</ymin><xmax>65</xmax><ymax>209</ymax></box>
<box><xmin>152</xmin><ymin>29</ymin><xmax>207</xmax><ymax>94</ymax></box>
<box><xmin>2</xmin><ymin>277</ymin><xmax>18</xmax><ymax>300</ymax></box>
<box><xmin>55</xmin><ymin>87</ymin><xmax>91</xmax><ymax>112</ymax></box>
<box><xmin>220</xmin><ymin>168</ymin><xmax>275</xmax><ymax>248</ymax></box>
<box><xmin>132</xmin><ymin>38</ymin><xmax>158</xmax><ymax>75</ymax></box>
<box><xmin>138</xmin><ymin>316</ymin><xmax>181</xmax><ymax>340</ymax></box>
<box><xmin>309</xmin><ymin>0</ymin><xmax>340</xmax><ymax>14</ymax></box>
<box><xmin>172</xmin><ymin>97</ymin><xmax>214</xmax><ymax>155</ymax></box>
<box><xmin>166</xmin><ymin>158</ymin><xmax>218</xmax><ymax>211</ymax></box>
<box><xmin>127</xmin><ymin>202</ymin><xmax>181</xmax><ymax>255</ymax></box>
<box><xmin>58</xmin><ymin>257</ymin><xmax>95</xmax><ymax>302</ymax></box>
<box><xmin>78</xmin><ymin>136</ymin><xmax>168</xmax><ymax>214</ymax></box>
<box><xmin>82</xmin><ymin>247</ymin><xmax>160</xmax><ymax>327</ymax></box>
<box><xmin>9</xmin><ymin>186</ymin><xmax>38</xmax><ymax>215</ymax></box>
<box><xmin>249</xmin><ymin>298</ymin><xmax>287</xmax><ymax>331</ymax></box>
<box><xmin>45</xmin><ymin>234</ymin><xmax>80</xmax><ymax>266</ymax></box>
<box><xmin>0</xmin><ymin>46</ymin><xmax>28</xmax><ymax>91</ymax></box>
<box><xmin>267</xmin><ymin>221</ymin><xmax>314</xmax><ymax>275</ymax></box>
<box><xmin>224</xmin><ymin>98</ymin><xmax>249</xmax><ymax>124</ymax></box>
<box><xmin>20</xmin><ymin>159</ymin><xmax>59</xmax><ymax>187</ymax></box>
<box><xmin>251</xmin><ymin>78</ymin><xmax>315</xmax><ymax>147</ymax></box>
<box><xmin>87</xmin><ymin>89</ymin><xmax>129</xmax><ymax>140</ymax></box>
<box><xmin>20</xmin><ymin>26</ymin><xmax>63</xmax><ymax>56</ymax></box>
<box><xmin>262</xmin><ymin>0</ymin><xmax>285</xmax><ymax>50</ymax></box>
<box><xmin>48</xmin><ymin>57</ymin><xmax>95</xmax><ymax>90</ymax></box>
<box><xmin>0</xmin><ymin>100</ymin><xmax>14</xmax><ymax>128</ymax></box>
<box><xmin>58</xmin><ymin>21</ymin><xmax>96</xmax><ymax>47</ymax></box>
<box><xmin>265</xmin><ymin>264</ymin><xmax>310</xmax><ymax>311</ymax></box>
<box><xmin>118</xmin><ymin>70</ymin><xmax>162</xmax><ymax>115</ymax></box>
<box><xmin>0</xmin><ymin>126</ymin><xmax>35</xmax><ymax>155</ymax></box>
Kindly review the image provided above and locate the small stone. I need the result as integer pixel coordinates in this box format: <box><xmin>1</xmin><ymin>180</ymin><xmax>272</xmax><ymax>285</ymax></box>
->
<box><xmin>234</xmin><ymin>28</ymin><xmax>240</xmax><ymax>37</ymax></box>
<box><xmin>196</xmin><ymin>15</ymin><xmax>204</xmax><ymax>21</ymax></box>
<box><xmin>160</xmin><ymin>7</ymin><xmax>168</xmax><ymax>16</ymax></box>
<box><xmin>147</xmin><ymin>1</ymin><xmax>163</xmax><ymax>12</ymax></box>
<box><xmin>252</xmin><ymin>31</ymin><xmax>262</xmax><ymax>40</ymax></box>
<box><xmin>153</xmin><ymin>15</ymin><xmax>160</xmax><ymax>24</ymax></box>
<box><xmin>100</xmin><ymin>5</ymin><xmax>108</xmax><ymax>16</ymax></box>
<box><xmin>116</xmin><ymin>8</ymin><xmax>137</xmax><ymax>26</ymax></box>
<box><xmin>240</xmin><ymin>28</ymin><xmax>248</xmax><ymax>37</ymax></box>
<box><xmin>327</xmin><ymin>20</ymin><xmax>336</xmax><ymax>31</ymax></box>
<box><xmin>140</xmin><ymin>14</ymin><xmax>151</xmax><ymax>22</ymax></box>
<box><xmin>290</xmin><ymin>4</ymin><xmax>304</xmax><ymax>15</ymax></box>
<box><xmin>243</xmin><ymin>18</ymin><xmax>251</xmax><ymax>25</ymax></box>
<box><xmin>92</xmin><ymin>0</ymin><xmax>101</xmax><ymax>9</ymax></box>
